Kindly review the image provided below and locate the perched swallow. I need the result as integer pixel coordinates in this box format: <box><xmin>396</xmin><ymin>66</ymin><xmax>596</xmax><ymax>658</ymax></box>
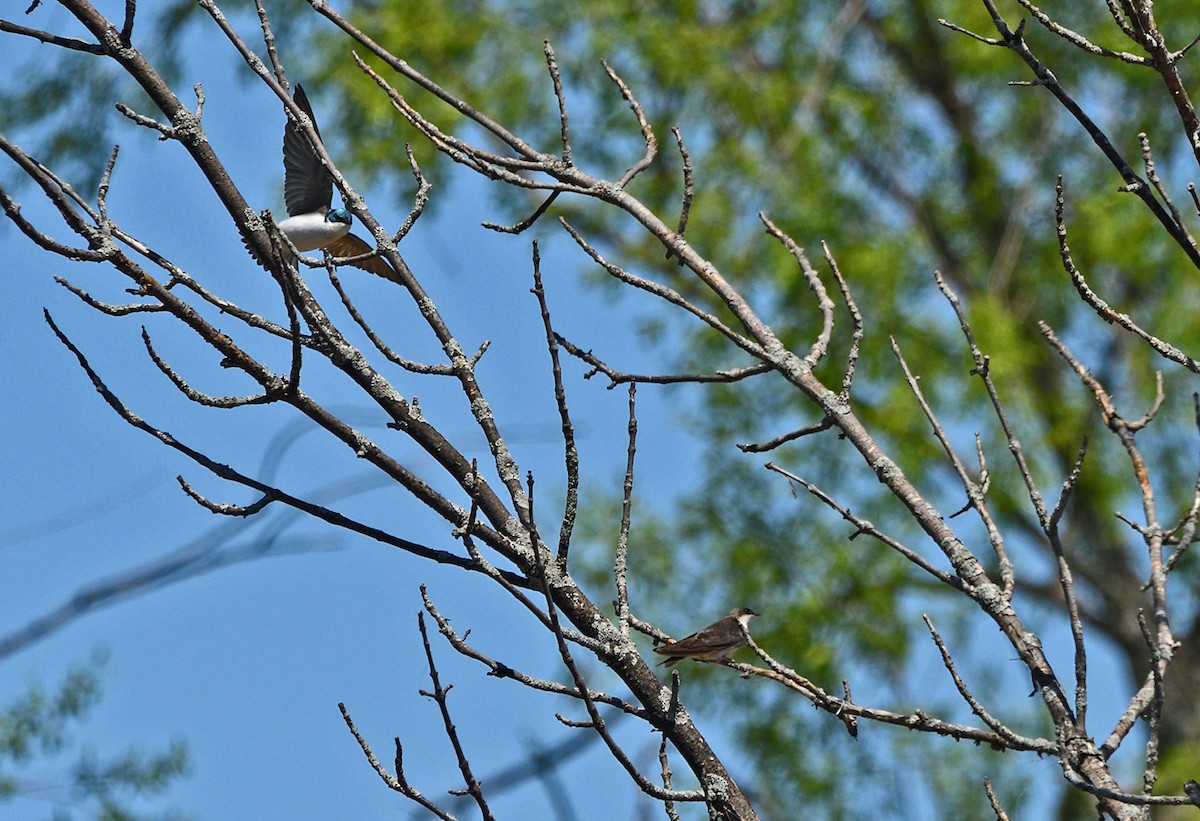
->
<box><xmin>653</xmin><ymin>608</ymin><xmax>759</xmax><ymax>667</ymax></box>
<box><xmin>274</xmin><ymin>84</ymin><xmax>398</xmax><ymax>281</ymax></box>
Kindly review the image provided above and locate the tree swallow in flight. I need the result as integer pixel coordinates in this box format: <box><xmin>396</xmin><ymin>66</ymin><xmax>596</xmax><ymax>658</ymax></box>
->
<box><xmin>653</xmin><ymin>608</ymin><xmax>759</xmax><ymax>667</ymax></box>
<box><xmin>275</xmin><ymin>84</ymin><xmax>398</xmax><ymax>281</ymax></box>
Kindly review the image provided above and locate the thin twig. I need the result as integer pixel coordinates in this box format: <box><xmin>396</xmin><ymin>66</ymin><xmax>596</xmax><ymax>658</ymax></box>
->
<box><xmin>923</xmin><ymin>615</ymin><xmax>1028</xmax><ymax>746</ymax></box>
<box><xmin>529</xmin><ymin>243</ymin><xmax>580</xmax><ymax>566</ymax></box>
<box><xmin>545</xmin><ymin>40</ymin><xmax>571</xmax><ymax>166</ymax></box>
<box><xmin>1046</xmin><ymin>437</ymin><xmax>1090</xmax><ymax>725</ymax></box>
<box><xmin>891</xmin><ymin>337</ymin><xmax>1011</xmax><ymax>595</ymax></box>
<box><xmin>765</xmin><ymin>463</ymin><xmax>962</xmax><ymax>590</ymax></box>
<box><xmin>760</xmin><ymin>213</ymin><xmax>835</xmax><ymax>370</ymax></box>
<box><xmin>665</xmin><ymin>126</ymin><xmax>693</xmax><ymax>265</ymax></box>
<box><xmin>613</xmin><ymin>384</ymin><xmax>638</xmax><ymax>637</ymax></box>
<box><xmin>338</xmin><ymin>702</ymin><xmax>458</xmax><ymax>820</ymax></box>
<box><xmin>983</xmin><ymin>777</ymin><xmax>1011</xmax><ymax>821</ymax></box>
<box><xmin>556</xmin><ymin>333</ymin><xmax>771</xmax><ymax>388</ymax></box>
<box><xmin>416</xmin><ymin>611</ymin><xmax>494</xmax><ymax>820</ymax></box>
<box><xmin>823</xmin><ymin>242</ymin><xmax>863</xmax><ymax>400</ymax></box>
<box><xmin>1055</xmin><ymin>178</ymin><xmax>1200</xmax><ymax>373</ymax></box>
<box><xmin>176</xmin><ymin>477</ymin><xmax>272</xmax><ymax>517</ymax></box>
<box><xmin>560</xmin><ymin>218</ymin><xmax>763</xmax><ymax>358</ymax></box>
<box><xmin>738</xmin><ymin>416</ymin><xmax>834</xmax><ymax>453</ymax></box>
<box><xmin>1015</xmin><ymin>0</ymin><xmax>1149</xmax><ymax>64</ymax></box>
<box><xmin>421</xmin><ymin>589</ymin><xmax>631</xmax><ymax>712</ymax></box>
<box><xmin>601</xmin><ymin>58</ymin><xmax>656</xmax><ymax>187</ymax></box>
<box><xmin>733</xmin><ymin>634</ymin><xmax>1053</xmax><ymax>752</ymax></box>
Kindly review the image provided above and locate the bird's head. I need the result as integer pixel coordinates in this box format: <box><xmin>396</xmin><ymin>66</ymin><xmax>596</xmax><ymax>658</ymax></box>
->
<box><xmin>730</xmin><ymin>607</ymin><xmax>759</xmax><ymax>626</ymax></box>
<box><xmin>326</xmin><ymin>207</ymin><xmax>352</xmax><ymax>226</ymax></box>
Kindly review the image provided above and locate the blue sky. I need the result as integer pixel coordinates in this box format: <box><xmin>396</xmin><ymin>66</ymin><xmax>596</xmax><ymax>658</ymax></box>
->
<box><xmin>2</xmin><ymin>4</ymin><xmax>1164</xmax><ymax>820</ymax></box>
<box><xmin>0</xmin><ymin>5</ymin><xmax>740</xmax><ymax>818</ymax></box>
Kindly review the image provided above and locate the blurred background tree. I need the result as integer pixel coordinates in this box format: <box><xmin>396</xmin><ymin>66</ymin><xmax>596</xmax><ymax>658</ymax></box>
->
<box><xmin>7</xmin><ymin>2</ymin><xmax>1200</xmax><ymax>817</ymax></box>
<box><xmin>0</xmin><ymin>654</ymin><xmax>187</xmax><ymax>820</ymax></box>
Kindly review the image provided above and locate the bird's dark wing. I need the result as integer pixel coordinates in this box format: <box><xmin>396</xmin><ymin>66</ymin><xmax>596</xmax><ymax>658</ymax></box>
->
<box><xmin>283</xmin><ymin>84</ymin><xmax>333</xmax><ymax>217</ymax></box>
<box><xmin>653</xmin><ymin>618</ymin><xmax>741</xmax><ymax>664</ymax></box>
<box><xmin>655</xmin><ymin>625</ymin><xmax>714</xmax><ymax>654</ymax></box>
<box><xmin>325</xmin><ymin>234</ymin><xmax>400</xmax><ymax>282</ymax></box>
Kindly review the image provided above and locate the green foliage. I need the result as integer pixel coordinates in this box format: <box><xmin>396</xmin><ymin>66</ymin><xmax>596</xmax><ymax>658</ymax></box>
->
<box><xmin>0</xmin><ymin>659</ymin><xmax>102</xmax><ymax>768</ymax></box>
<box><xmin>303</xmin><ymin>2</ymin><xmax>1200</xmax><ymax>813</ymax></box>
<box><xmin>11</xmin><ymin>0</ymin><xmax>1200</xmax><ymax>814</ymax></box>
<box><xmin>72</xmin><ymin>740</ymin><xmax>189</xmax><ymax>821</ymax></box>
<box><xmin>0</xmin><ymin>654</ymin><xmax>188</xmax><ymax>820</ymax></box>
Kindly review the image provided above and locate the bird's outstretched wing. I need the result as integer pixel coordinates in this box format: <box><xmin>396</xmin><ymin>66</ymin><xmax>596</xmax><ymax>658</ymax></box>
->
<box><xmin>283</xmin><ymin>84</ymin><xmax>333</xmax><ymax>217</ymax></box>
<box><xmin>325</xmin><ymin>234</ymin><xmax>401</xmax><ymax>282</ymax></box>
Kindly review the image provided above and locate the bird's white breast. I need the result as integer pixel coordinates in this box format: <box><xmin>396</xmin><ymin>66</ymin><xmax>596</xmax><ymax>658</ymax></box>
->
<box><xmin>278</xmin><ymin>212</ymin><xmax>350</xmax><ymax>252</ymax></box>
